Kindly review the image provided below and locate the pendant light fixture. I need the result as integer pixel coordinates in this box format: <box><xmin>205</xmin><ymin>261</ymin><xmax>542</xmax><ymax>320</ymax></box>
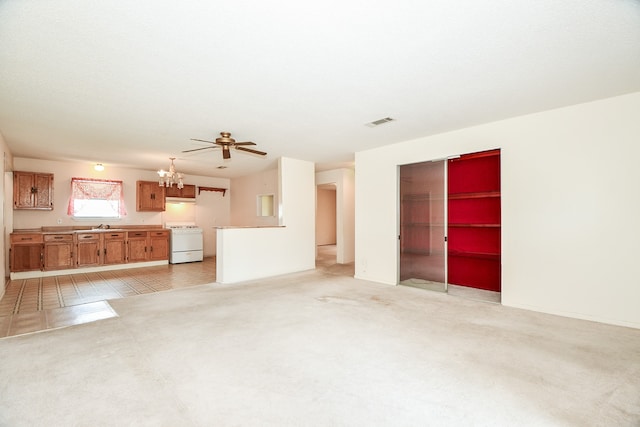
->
<box><xmin>157</xmin><ymin>157</ymin><xmax>184</xmax><ymax>188</ymax></box>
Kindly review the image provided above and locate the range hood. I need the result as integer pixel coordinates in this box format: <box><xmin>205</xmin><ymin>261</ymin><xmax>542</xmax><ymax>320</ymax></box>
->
<box><xmin>165</xmin><ymin>197</ymin><xmax>196</xmax><ymax>204</ymax></box>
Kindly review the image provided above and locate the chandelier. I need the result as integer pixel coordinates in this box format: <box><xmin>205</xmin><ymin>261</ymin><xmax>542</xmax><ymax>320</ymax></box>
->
<box><xmin>157</xmin><ymin>157</ymin><xmax>184</xmax><ymax>188</ymax></box>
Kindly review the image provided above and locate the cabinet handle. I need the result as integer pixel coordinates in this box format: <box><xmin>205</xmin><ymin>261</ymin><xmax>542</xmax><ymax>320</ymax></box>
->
<box><xmin>97</xmin><ymin>250</ymin><xmax>100</xmax><ymax>256</ymax></box>
<box><xmin>54</xmin><ymin>236</ymin><xmax>63</xmax><ymax>239</ymax></box>
<box><xmin>104</xmin><ymin>248</ymin><xmax>107</xmax><ymax>255</ymax></box>
<box><xmin>83</xmin><ymin>235</ymin><xmax>92</xmax><ymax>239</ymax></box>
<box><xmin>21</xmin><ymin>237</ymin><xmax>33</xmax><ymax>241</ymax></box>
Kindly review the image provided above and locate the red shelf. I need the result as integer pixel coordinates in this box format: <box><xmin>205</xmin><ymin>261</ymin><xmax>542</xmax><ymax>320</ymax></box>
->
<box><xmin>448</xmin><ymin>191</ymin><xmax>500</xmax><ymax>200</ymax></box>
<box><xmin>448</xmin><ymin>223</ymin><xmax>500</xmax><ymax>228</ymax></box>
<box><xmin>448</xmin><ymin>250</ymin><xmax>500</xmax><ymax>260</ymax></box>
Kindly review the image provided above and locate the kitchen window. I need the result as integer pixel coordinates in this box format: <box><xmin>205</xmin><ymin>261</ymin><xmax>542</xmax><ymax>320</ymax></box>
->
<box><xmin>67</xmin><ymin>178</ymin><xmax>127</xmax><ymax>219</ymax></box>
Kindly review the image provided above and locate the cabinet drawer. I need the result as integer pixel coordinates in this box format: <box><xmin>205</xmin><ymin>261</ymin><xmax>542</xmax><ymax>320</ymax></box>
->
<box><xmin>150</xmin><ymin>231</ymin><xmax>169</xmax><ymax>237</ymax></box>
<box><xmin>11</xmin><ymin>233</ymin><xmax>43</xmax><ymax>244</ymax></box>
<box><xmin>104</xmin><ymin>232</ymin><xmax>125</xmax><ymax>240</ymax></box>
<box><xmin>77</xmin><ymin>233</ymin><xmax>101</xmax><ymax>240</ymax></box>
<box><xmin>127</xmin><ymin>231</ymin><xmax>148</xmax><ymax>238</ymax></box>
<box><xmin>44</xmin><ymin>234</ymin><xmax>73</xmax><ymax>242</ymax></box>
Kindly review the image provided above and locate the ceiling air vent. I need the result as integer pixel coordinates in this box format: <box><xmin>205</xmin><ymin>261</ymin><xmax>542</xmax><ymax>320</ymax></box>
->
<box><xmin>366</xmin><ymin>117</ymin><xmax>395</xmax><ymax>128</ymax></box>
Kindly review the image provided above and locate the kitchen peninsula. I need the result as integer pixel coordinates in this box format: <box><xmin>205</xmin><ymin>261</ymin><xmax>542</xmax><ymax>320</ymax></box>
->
<box><xmin>10</xmin><ymin>225</ymin><xmax>169</xmax><ymax>280</ymax></box>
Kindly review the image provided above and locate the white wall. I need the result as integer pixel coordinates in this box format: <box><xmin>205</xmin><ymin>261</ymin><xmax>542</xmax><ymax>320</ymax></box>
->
<box><xmin>229</xmin><ymin>168</ymin><xmax>278</xmax><ymax>226</ymax></box>
<box><xmin>216</xmin><ymin>157</ymin><xmax>316</xmax><ymax>283</ymax></box>
<box><xmin>355</xmin><ymin>92</ymin><xmax>640</xmax><ymax>328</ymax></box>
<box><xmin>11</xmin><ymin>157</ymin><xmax>231</xmax><ymax>257</ymax></box>
<box><xmin>0</xmin><ymin>131</ymin><xmax>14</xmax><ymax>298</ymax></box>
<box><xmin>316</xmin><ymin>188</ymin><xmax>336</xmax><ymax>245</ymax></box>
<box><xmin>316</xmin><ymin>168</ymin><xmax>355</xmax><ymax>264</ymax></box>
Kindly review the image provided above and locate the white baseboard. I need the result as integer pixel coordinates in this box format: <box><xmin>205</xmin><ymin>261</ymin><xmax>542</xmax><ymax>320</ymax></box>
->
<box><xmin>9</xmin><ymin>260</ymin><xmax>168</xmax><ymax>280</ymax></box>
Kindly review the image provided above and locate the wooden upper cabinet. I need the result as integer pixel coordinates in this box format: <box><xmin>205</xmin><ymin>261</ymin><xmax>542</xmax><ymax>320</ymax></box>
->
<box><xmin>136</xmin><ymin>181</ymin><xmax>165</xmax><ymax>211</ymax></box>
<box><xmin>14</xmin><ymin>171</ymin><xmax>54</xmax><ymax>210</ymax></box>
<box><xmin>165</xmin><ymin>184</ymin><xmax>196</xmax><ymax>199</ymax></box>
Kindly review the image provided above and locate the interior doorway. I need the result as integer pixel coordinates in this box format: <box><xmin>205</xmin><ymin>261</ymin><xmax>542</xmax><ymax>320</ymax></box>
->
<box><xmin>399</xmin><ymin>149</ymin><xmax>501</xmax><ymax>301</ymax></box>
<box><xmin>316</xmin><ymin>183</ymin><xmax>337</xmax><ymax>265</ymax></box>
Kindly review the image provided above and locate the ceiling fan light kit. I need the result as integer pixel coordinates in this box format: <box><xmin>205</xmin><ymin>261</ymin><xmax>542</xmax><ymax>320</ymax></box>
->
<box><xmin>183</xmin><ymin>131</ymin><xmax>267</xmax><ymax>160</ymax></box>
<box><xmin>158</xmin><ymin>157</ymin><xmax>184</xmax><ymax>188</ymax></box>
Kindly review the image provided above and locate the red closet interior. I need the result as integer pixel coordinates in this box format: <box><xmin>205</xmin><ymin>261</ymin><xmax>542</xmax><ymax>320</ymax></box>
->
<box><xmin>447</xmin><ymin>149</ymin><xmax>501</xmax><ymax>292</ymax></box>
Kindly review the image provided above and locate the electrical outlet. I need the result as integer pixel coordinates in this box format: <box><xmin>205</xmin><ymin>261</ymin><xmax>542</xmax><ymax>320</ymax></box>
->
<box><xmin>57</xmin><ymin>219</ymin><xmax>62</xmax><ymax>224</ymax></box>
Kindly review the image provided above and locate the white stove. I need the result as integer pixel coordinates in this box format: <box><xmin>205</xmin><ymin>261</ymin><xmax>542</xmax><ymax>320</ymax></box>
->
<box><xmin>165</xmin><ymin>222</ymin><xmax>204</xmax><ymax>264</ymax></box>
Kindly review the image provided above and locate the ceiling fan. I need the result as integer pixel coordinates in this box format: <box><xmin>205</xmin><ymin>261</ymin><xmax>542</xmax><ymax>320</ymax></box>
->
<box><xmin>183</xmin><ymin>132</ymin><xmax>267</xmax><ymax>160</ymax></box>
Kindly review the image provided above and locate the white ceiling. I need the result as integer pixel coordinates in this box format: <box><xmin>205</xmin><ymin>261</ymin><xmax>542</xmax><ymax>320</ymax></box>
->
<box><xmin>1</xmin><ymin>0</ymin><xmax>639</xmax><ymax>178</ymax></box>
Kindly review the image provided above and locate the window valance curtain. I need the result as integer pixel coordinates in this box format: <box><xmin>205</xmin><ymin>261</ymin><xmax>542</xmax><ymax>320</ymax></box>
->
<box><xmin>67</xmin><ymin>177</ymin><xmax>127</xmax><ymax>216</ymax></box>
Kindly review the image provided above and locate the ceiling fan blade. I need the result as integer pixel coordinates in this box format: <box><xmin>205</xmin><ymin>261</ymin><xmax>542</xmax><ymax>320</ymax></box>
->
<box><xmin>234</xmin><ymin>141</ymin><xmax>256</xmax><ymax>146</ymax></box>
<box><xmin>236</xmin><ymin>146</ymin><xmax>267</xmax><ymax>156</ymax></box>
<box><xmin>190</xmin><ymin>138</ymin><xmax>216</xmax><ymax>144</ymax></box>
<box><xmin>222</xmin><ymin>146</ymin><xmax>231</xmax><ymax>159</ymax></box>
<box><xmin>182</xmin><ymin>146</ymin><xmax>217</xmax><ymax>153</ymax></box>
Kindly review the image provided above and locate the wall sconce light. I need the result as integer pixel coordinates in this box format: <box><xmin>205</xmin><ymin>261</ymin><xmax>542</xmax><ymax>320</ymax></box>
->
<box><xmin>94</xmin><ymin>163</ymin><xmax>105</xmax><ymax>171</ymax></box>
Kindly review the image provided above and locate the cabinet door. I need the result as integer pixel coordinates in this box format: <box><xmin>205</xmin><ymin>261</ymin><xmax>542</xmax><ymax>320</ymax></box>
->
<box><xmin>127</xmin><ymin>231</ymin><xmax>149</xmax><ymax>262</ymax></box>
<box><xmin>149</xmin><ymin>231</ymin><xmax>169</xmax><ymax>261</ymax></box>
<box><xmin>34</xmin><ymin>174</ymin><xmax>54</xmax><ymax>209</ymax></box>
<box><xmin>11</xmin><ymin>244</ymin><xmax>43</xmax><ymax>272</ymax></box>
<box><xmin>76</xmin><ymin>233</ymin><xmax>103</xmax><ymax>267</ymax></box>
<box><xmin>43</xmin><ymin>234</ymin><xmax>74</xmax><ymax>270</ymax></box>
<box><xmin>137</xmin><ymin>181</ymin><xmax>165</xmax><ymax>211</ymax></box>
<box><xmin>14</xmin><ymin>172</ymin><xmax>35</xmax><ymax>209</ymax></box>
<box><xmin>164</xmin><ymin>185</ymin><xmax>181</xmax><ymax>198</ymax></box>
<box><xmin>103</xmin><ymin>232</ymin><xmax>126</xmax><ymax>265</ymax></box>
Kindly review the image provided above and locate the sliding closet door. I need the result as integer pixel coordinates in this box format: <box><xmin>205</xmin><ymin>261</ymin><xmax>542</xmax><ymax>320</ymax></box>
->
<box><xmin>399</xmin><ymin>160</ymin><xmax>447</xmax><ymax>292</ymax></box>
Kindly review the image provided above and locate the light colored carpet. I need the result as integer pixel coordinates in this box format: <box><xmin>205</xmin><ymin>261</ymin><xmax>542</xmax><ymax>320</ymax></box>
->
<box><xmin>1</xmin><ymin>269</ymin><xmax>639</xmax><ymax>426</ymax></box>
<box><xmin>399</xmin><ymin>277</ymin><xmax>447</xmax><ymax>293</ymax></box>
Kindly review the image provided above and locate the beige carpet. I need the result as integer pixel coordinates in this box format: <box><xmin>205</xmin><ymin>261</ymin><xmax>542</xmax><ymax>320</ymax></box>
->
<box><xmin>0</xmin><ymin>269</ymin><xmax>639</xmax><ymax>426</ymax></box>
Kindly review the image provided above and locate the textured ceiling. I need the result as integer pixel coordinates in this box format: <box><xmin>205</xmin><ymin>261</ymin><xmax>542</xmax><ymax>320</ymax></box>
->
<box><xmin>1</xmin><ymin>0</ymin><xmax>639</xmax><ymax>178</ymax></box>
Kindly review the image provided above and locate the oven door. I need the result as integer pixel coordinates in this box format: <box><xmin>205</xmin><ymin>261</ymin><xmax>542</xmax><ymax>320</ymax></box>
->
<box><xmin>171</xmin><ymin>232</ymin><xmax>203</xmax><ymax>252</ymax></box>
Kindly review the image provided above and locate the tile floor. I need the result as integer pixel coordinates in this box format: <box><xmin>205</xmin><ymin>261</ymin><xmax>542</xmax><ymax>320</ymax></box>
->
<box><xmin>0</xmin><ymin>257</ymin><xmax>216</xmax><ymax>338</ymax></box>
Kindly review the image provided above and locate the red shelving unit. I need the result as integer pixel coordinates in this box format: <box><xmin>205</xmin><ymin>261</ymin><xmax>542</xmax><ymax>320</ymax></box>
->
<box><xmin>448</xmin><ymin>149</ymin><xmax>501</xmax><ymax>292</ymax></box>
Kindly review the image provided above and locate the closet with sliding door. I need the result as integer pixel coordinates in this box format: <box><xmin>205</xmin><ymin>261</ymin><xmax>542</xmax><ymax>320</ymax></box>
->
<box><xmin>399</xmin><ymin>149</ymin><xmax>501</xmax><ymax>293</ymax></box>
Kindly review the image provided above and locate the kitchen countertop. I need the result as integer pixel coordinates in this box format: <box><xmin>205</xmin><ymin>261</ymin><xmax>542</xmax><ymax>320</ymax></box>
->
<box><xmin>12</xmin><ymin>225</ymin><xmax>167</xmax><ymax>234</ymax></box>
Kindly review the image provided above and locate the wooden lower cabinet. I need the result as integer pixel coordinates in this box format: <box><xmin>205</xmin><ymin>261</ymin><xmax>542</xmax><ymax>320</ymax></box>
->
<box><xmin>103</xmin><ymin>232</ymin><xmax>126</xmax><ymax>265</ymax></box>
<box><xmin>10</xmin><ymin>233</ymin><xmax>43</xmax><ymax>272</ymax></box>
<box><xmin>127</xmin><ymin>231</ymin><xmax>149</xmax><ymax>262</ymax></box>
<box><xmin>10</xmin><ymin>228</ymin><xmax>170</xmax><ymax>274</ymax></box>
<box><xmin>149</xmin><ymin>230</ymin><xmax>169</xmax><ymax>261</ymax></box>
<box><xmin>76</xmin><ymin>232</ymin><xmax>103</xmax><ymax>267</ymax></box>
<box><xmin>127</xmin><ymin>230</ymin><xmax>170</xmax><ymax>262</ymax></box>
<box><xmin>43</xmin><ymin>234</ymin><xmax>74</xmax><ymax>270</ymax></box>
